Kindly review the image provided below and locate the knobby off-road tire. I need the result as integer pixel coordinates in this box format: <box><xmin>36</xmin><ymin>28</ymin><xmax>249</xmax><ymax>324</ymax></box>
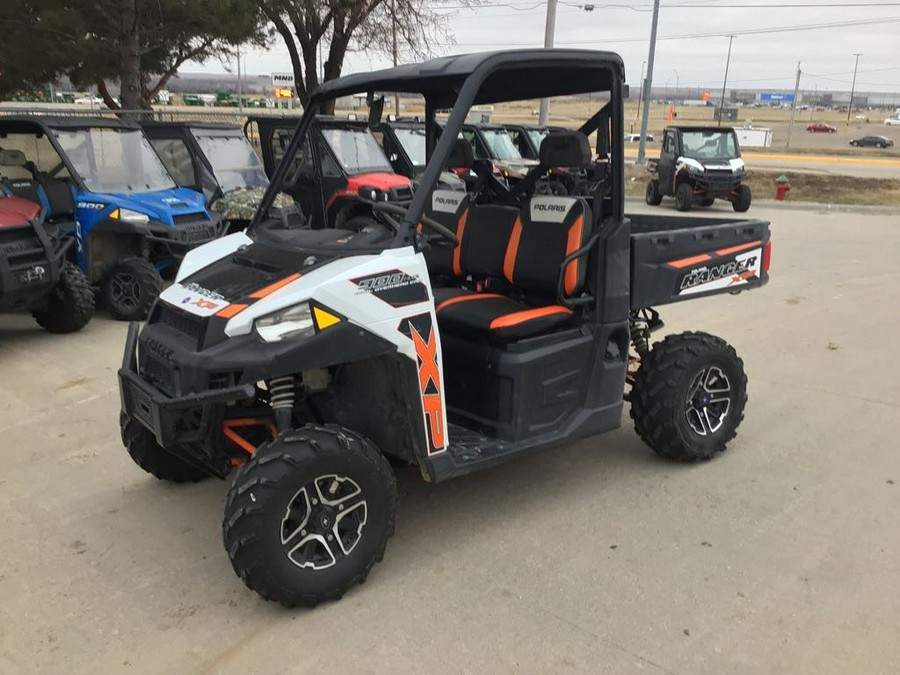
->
<box><xmin>675</xmin><ymin>183</ymin><xmax>694</xmax><ymax>211</ymax></box>
<box><xmin>630</xmin><ymin>332</ymin><xmax>748</xmax><ymax>462</ymax></box>
<box><xmin>223</xmin><ymin>425</ymin><xmax>398</xmax><ymax>608</ymax></box>
<box><xmin>32</xmin><ymin>262</ymin><xmax>94</xmax><ymax>333</ymax></box>
<box><xmin>104</xmin><ymin>257</ymin><xmax>163</xmax><ymax>321</ymax></box>
<box><xmin>645</xmin><ymin>179</ymin><xmax>663</xmax><ymax>205</ymax></box>
<box><xmin>732</xmin><ymin>185</ymin><xmax>752</xmax><ymax>213</ymax></box>
<box><xmin>120</xmin><ymin>413</ymin><xmax>209</xmax><ymax>482</ymax></box>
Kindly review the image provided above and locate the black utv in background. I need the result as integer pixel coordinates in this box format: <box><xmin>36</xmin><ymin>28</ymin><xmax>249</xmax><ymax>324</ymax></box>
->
<box><xmin>646</xmin><ymin>126</ymin><xmax>751</xmax><ymax>212</ymax></box>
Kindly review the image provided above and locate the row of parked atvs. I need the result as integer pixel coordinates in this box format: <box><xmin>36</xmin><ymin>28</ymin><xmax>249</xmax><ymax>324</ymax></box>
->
<box><xmin>0</xmin><ymin>114</ymin><xmax>587</xmax><ymax>334</ymax></box>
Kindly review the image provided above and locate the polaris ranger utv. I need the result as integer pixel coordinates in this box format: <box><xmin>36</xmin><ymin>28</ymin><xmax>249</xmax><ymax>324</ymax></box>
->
<box><xmin>118</xmin><ymin>49</ymin><xmax>771</xmax><ymax>608</ymax></box>
<box><xmin>646</xmin><ymin>126</ymin><xmax>751</xmax><ymax>212</ymax></box>
<box><xmin>0</xmin><ymin>117</ymin><xmax>223</xmax><ymax>320</ymax></box>
<box><xmin>0</xmin><ymin>192</ymin><xmax>93</xmax><ymax>332</ymax></box>
<box><xmin>140</xmin><ymin>121</ymin><xmax>295</xmax><ymax>233</ymax></box>
<box><xmin>245</xmin><ymin>115</ymin><xmax>413</xmax><ymax>229</ymax></box>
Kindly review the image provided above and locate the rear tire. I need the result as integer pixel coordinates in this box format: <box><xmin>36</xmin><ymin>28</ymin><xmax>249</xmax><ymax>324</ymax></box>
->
<box><xmin>630</xmin><ymin>332</ymin><xmax>747</xmax><ymax>462</ymax></box>
<box><xmin>732</xmin><ymin>185</ymin><xmax>752</xmax><ymax>213</ymax></box>
<box><xmin>223</xmin><ymin>425</ymin><xmax>397</xmax><ymax>607</ymax></box>
<box><xmin>675</xmin><ymin>183</ymin><xmax>693</xmax><ymax>211</ymax></box>
<box><xmin>32</xmin><ymin>262</ymin><xmax>94</xmax><ymax>333</ymax></box>
<box><xmin>645</xmin><ymin>179</ymin><xmax>663</xmax><ymax>206</ymax></box>
<box><xmin>121</xmin><ymin>414</ymin><xmax>209</xmax><ymax>482</ymax></box>
<box><xmin>104</xmin><ymin>257</ymin><xmax>163</xmax><ymax>321</ymax></box>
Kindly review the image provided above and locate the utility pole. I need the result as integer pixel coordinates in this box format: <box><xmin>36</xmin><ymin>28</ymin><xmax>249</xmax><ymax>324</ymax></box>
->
<box><xmin>785</xmin><ymin>62</ymin><xmax>801</xmax><ymax>148</ymax></box>
<box><xmin>391</xmin><ymin>0</ymin><xmax>400</xmax><ymax>117</ymax></box>
<box><xmin>847</xmin><ymin>52</ymin><xmax>861</xmax><ymax>125</ymax></box>
<box><xmin>635</xmin><ymin>60</ymin><xmax>646</xmax><ymax>125</ymax></box>
<box><xmin>636</xmin><ymin>0</ymin><xmax>661</xmax><ymax>164</ymax></box>
<box><xmin>237</xmin><ymin>45</ymin><xmax>243</xmax><ymax>115</ymax></box>
<box><xmin>538</xmin><ymin>0</ymin><xmax>558</xmax><ymax>126</ymax></box>
<box><xmin>718</xmin><ymin>35</ymin><xmax>734</xmax><ymax>127</ymax></box>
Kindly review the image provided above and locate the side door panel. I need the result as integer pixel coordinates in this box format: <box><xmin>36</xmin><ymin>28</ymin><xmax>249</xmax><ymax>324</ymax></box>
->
<box><xmin>657</xmin><ymin>130</ymin><xmax>678</xmax><ymax>195</ymax></box>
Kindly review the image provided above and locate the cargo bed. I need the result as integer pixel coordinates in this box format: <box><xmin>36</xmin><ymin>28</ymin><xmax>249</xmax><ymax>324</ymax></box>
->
<box><xmin>627</xmin><ymin>213</ymin><xmax>770</xmax><ymax>309</ymax></box>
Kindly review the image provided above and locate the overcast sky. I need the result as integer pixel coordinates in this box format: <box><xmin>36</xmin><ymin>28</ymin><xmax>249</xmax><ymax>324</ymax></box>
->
<box><xmin>189</xmin><ymin>0</ymin><xmax>900</xmax><ymax>94</ymax></box>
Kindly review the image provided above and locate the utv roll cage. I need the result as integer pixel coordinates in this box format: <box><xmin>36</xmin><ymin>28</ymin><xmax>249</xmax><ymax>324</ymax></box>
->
<box><xmin>255</xmin><ymin>49</ymin><xmax>625</xmax><ymax>240</ymax></box>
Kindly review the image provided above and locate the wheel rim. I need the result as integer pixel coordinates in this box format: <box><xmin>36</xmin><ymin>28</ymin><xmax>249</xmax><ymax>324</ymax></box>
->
<box><xmin>280</xmin><ymin>474</ymin><xmax>368</xmax><ymax>570</ymax></box>
<box><xmin>684</xmin><ymin>366</ymin><xmax>732</xmax><ymax>436</ymax></box>
<box><xmin>110</xmin><ymin>272</ymin><xmax>141</xmax><ymax>311</ymax></box>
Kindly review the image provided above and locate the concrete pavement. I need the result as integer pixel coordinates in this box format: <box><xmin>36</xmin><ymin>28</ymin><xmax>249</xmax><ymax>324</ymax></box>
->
<box><xmin>1</xmin><ymin>204</ymin><xmax>899</xmax><ymax>674</ymax></box>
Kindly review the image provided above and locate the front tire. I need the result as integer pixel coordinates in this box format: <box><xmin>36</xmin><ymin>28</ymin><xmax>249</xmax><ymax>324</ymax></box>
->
<box><xmin>223</xmin><ymin>425</ymin><xmax>398</xmax><ymax>607</ymax></box>
<box><xmin>645</xmin><ymin>179</ymin><xmax>663</xmax><ymax>205</ymax></box>
<box><xmin>675</xmin><ymin>183</ymin><xmax>693</xmax><ymax>211</ymax></box>
<box><xmin>630</xmin><ymin>332</ymin><xmax>747</xmax><ymax>462</ymax></box>
<box><xmin>121</xmin><ymin>414</ymin><xmax>209</xmax><ymax>482</ymax></box>
<box><xmin>732</xmin><ymin>185</ymin><xmax>752</xmax><ymax>213</ymax></box>
<box><xmin>104</xmin><ymin>257</ymin><xmax>163</xmax><ymax>321</ymax></box>
<box><xmin>32</xmin><ymin>262</ymin><xmax>94</xmax><ymax>333</ymax></box>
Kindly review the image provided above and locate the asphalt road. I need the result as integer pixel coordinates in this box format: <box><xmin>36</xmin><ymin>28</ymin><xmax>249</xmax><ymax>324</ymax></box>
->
<box><xmin>2</xmin><ymin>204</ymin><xmax>899</xmax><ymax>674</ymax></box>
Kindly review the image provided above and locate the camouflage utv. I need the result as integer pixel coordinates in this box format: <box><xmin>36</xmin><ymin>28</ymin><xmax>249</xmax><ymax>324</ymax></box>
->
<box><xmin>141</xmin><ymin>121</ymin><xmax>300</xmax><ymax>232</ymax></box>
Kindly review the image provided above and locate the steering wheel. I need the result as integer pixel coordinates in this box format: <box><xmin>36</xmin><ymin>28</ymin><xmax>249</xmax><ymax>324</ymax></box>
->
<box><xmin>372</xmin><ymin>202</ymin><xmax>459</xmax><ymax>245</ymax></box>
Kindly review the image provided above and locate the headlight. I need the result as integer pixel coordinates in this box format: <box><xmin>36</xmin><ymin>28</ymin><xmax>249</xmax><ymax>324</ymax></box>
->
<box><xmin>110</xmin><ymin>208</ymin><xmax>150</xmax><ymax>224</ymax></box>
<box><xmin>686</xmin><ymin>163</ymin><xmax>703</xmax><ymax>174</ymax></box>
<box><xmin>357</xmin><ymin>186</ymin><xmax>381</xmax><ymax>202</ymax></box>
<box><xmin>254</xmin><ymin>303</ymin><xmax>315</xmax><ymax>342</ymax></box>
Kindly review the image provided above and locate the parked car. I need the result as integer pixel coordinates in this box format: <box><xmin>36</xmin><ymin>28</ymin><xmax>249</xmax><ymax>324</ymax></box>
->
<box><xmin>806</xmin><ymin>122</ymin><xmax>836</xmax><ymax>133</ymax></box>
<box><xmin>884</xmin><ymin>117</ymin><xmax>900</xmax><ymax>126</ymax></box>
<box><xmin>625</xmin><ymin>133</ymin><xmax>655</xmax><ymax>142</ymax></box>
<box><xmin>849</xmin><ymin>135</ymin><xmax>894</xmax><ymax>148</ymax></box>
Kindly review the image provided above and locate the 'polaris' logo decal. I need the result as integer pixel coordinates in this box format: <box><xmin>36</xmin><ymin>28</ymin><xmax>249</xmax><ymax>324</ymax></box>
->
<box><xmin>181</xmin><ymin>282</ymin><xmax>225</xmax><ymax>301</ymax></box>
<box><xmin>143</xmin><ymin>337</ymin><xmax>174</xmax><ymax>362</ymax></box>
<box><xmin>529</xmin><ymin>197</ymin><xmax>572</xmax><ymax>223</ymax></box>
<box><xmin>431</xmin><ymin>191</ymin><xmax>463</xmax><ymax>214</ymax></box>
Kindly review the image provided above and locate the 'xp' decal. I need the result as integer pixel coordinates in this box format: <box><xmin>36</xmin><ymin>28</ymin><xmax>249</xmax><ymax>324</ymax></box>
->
<box><xmin>398</xmin><ymin>313</ymin><xmax>446</xmax><ymax>456</ymax></box>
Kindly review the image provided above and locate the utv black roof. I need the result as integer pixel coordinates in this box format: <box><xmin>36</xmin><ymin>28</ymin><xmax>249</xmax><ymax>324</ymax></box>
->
<box><xmin>312</xmin><ymin>49</ymin><xmax>623</xmax><ymax>108</ymax></box>
<box><xmin>667</xmin><ymin>125</ymin><xmax>736</xmax><ymax>133</ymax></box>
<box><xmin>0</xmin><ymin>115</ymin><xmax>139</xmax><ymax>132</ymax></box>
<box><xmin>138</xmin><ymin>120</ymin><xmax>244</xmax><ymax>132</ymax></box>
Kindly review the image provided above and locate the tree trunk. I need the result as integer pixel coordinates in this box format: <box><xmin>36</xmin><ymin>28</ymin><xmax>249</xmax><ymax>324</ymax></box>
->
<box><xmin>119</xmin><ymin>0</ymin><xmax>142</xmax><ymax>116</ymax></box>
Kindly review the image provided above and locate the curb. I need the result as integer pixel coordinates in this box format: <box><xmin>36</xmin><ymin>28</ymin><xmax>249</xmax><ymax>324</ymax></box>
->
<box><xmin>624</xmin><ymin>196</ymin><xmax>898</xmax><ymax>216</ymax></box>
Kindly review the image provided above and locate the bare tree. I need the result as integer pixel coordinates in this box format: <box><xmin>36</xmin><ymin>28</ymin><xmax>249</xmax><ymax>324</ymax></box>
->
<box><xmin>265</xmin><ymin>0</ymin><xmax>481</xmax><ymax>109</ymax></box>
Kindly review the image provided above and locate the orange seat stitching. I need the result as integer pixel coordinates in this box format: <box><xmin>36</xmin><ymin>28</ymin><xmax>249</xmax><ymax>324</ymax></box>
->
<box><xmin>489</xmin><ymin>306</ymin><xmax>573</xmax><ymax>330</ymax></box>
<box><xmin>435</xmin><ymin>292</ymin><xmax>504</xmax><ymax>313</ymax></box>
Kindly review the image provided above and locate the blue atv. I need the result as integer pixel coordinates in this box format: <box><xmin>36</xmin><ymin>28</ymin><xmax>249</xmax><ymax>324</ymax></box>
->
<box><xmin>0</xmin><ymin>117</ymin><xmax>224</xmax><ymax>320</ymax></box>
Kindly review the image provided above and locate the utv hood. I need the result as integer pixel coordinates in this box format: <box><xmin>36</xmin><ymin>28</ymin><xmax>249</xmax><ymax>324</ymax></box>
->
<box><xmin>104</xmin><ymin>187</ymin><xmax>209</xmax><ymax>223</ymax></box>
<box><xmin>210</xmin><ymin>187</ymin><xmax>294</xmax><ymax>221</ymax></box>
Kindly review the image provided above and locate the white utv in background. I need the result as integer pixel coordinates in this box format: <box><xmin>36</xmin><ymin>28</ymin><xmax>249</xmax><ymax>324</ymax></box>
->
<box><xmin>646</xmin><ymin>126</ymin><xmax>751</xmax><ymax>212</ymax></box>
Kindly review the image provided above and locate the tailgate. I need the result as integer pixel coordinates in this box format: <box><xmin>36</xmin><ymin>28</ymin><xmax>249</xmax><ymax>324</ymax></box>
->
<box><xmin>629</xmin><ymin>214</ymin><xmax>770</xmax><ymax>309</ymax></box>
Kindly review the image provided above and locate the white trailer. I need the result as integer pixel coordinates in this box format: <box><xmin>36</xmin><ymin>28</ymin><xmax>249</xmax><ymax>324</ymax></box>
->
<box><xmin>736</xmin><ymin>127</ymin><xmax>773</xmax><ymax>148</ymax></box>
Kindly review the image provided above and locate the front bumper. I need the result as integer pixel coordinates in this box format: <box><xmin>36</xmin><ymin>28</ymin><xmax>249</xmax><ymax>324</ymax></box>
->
<box><xmin>118</xmin><ymin>322</ymin><xmax>254</xmax><ymax>448</ymax></box>
<box><xmin>692</xmin><ymin>171</ymin><xmax>744</xmax><ymax>195</ymax></box>
<box><xmin>0</xmin><ymin>229</ymin><xmax>71</xmax><ymax>311</ymax></box>
<box><xmin>144</xmin><ymin>216</ymin><xmax>226</xmax><ymax>257</ymax></box>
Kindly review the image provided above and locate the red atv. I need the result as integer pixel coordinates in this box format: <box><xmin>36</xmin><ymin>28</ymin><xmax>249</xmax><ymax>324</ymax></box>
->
<box><xmin>0</xmin><ymin>194</ymin><xmax>94</xmax><ymax>332</ymax></box>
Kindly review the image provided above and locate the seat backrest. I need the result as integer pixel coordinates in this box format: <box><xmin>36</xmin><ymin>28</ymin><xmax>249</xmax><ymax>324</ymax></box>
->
<box><xmin>459</xmin><ymin>204</ymin><xmax>520</xmax><ymax>279</ymax></box>
<box><xmin>37</xmin><ymin>177</ymin><xmax>75</xmax><ymax>219</ymax></box>
<box><xmin>0</xmin><ymin>149</ymin><xmax>35</xmax><ymax>180</ymax></box>
<box><xmin>423</xmin><ymin>189</ymin><xmax>470</xmax><ymax>278</ymax></box>
<box><xmin>503</xmin><ymin>196</ymin><xmax>593</xmax><ymax>298</ymax></box>
<box><xmin>1</xmin><ymin>178</ymin><xmax>45</xmax><ymax>210</ymax></box>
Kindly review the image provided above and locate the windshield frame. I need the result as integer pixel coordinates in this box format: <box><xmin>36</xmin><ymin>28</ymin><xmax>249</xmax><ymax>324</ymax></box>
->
<box><xmin>191</xmin><ymin>129</ymin><xmax>269</xmax><ymax>192</ymax></box>
<box><xmin>679</xmin><ymin>129</ymin><xmax>740</xmax><ymax>162</ymax></box>
<box><xmin>52</xmin><ymin>125</ymin><xmax>177</xmax><ymax>194</ymax></box>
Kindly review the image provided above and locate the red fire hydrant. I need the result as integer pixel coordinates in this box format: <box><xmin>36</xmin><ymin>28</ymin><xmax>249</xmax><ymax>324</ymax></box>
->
<box><xmin>775</xmin><ymin>174</ymin><xmax>791</xmax><ymax>201</ymax></box>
